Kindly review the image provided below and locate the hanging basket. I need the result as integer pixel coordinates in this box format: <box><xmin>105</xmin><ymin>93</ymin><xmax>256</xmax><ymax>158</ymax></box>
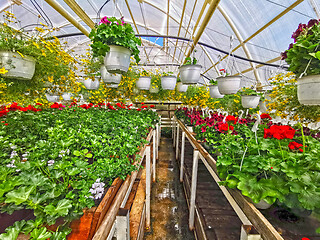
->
<box><xmin>297</xmin><ymin>74</ymin><xmax>320</xmax><ymax>105</ymax></box>
<box><xmin>136</xmin><ymin>76</ymin><xmax>151</xmax><ymax>90</ymax></box>
<box><xmin>241</xmin><ymin>95</ymin><xmax>260</xmax><ymax>108</ymax></box>
<box><xmin>149</xmin><ymin>86</ymin><xmax>159</xmax><ymax>93</ymax></box>
<box><xmin>83</xmin><ymin>78</ymin><xmax>100</xmax><ymax>90</ymax></box>
<box><xmin>0</xmin><ymin>51</ymin><xmax>36</xmax><ymax>80</ymax></box>
<box><xmin>217</xmin><ymin>76</ymin><xmax>242</xmax><ymax>94</ymax></box>
<box><xmin>62</xmin><ymin>92</ymin><xmax>72</xmax><ymax>101</ymax></box>
<box><xmin>161</xmin><ymin>76</ymin><xmax>177</xmax><ymax>90</ymax></box>
<box><xmin>179</xmin><ymin>64</ymin><xmax>202</xmax><ymax>85</ymax></box>
<box><xmin>45</xmin><ymin>93</ymin><xmax>59</xmax><ymax>102</ymax></box>
<box><xmin>177</xmin><ymin>82</ymin><xmax>188</xmax><ymax>92</ymax></box>
<box><xmin>106</xmin><ymin>83</ymin><xmax>119</xmax><ymax>88</ymax></box>
<box><xmin>104</xmin><ymin>45</ymin><xmax>131</xmax><ymax>74</ymax></box>
<box><xmin>100</xmin><ymin>65</ymin><xmax>122</xmax><ymax>84</ymax></box>
<box><xmin>209</xmin><ymin>85</ymin><xmax>224</xmax><ymax>98</ymax></box>
<box><xmin>259</xmin><ymin>100</ymin><xmax>268</xmax><ymax>113</ymax></box>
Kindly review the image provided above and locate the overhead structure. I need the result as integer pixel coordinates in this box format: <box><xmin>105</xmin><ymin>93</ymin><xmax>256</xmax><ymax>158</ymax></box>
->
<box><xmin>1</xmin><ymin>0</ymin><xmax>319</xmax><ymax>85</ymax></box>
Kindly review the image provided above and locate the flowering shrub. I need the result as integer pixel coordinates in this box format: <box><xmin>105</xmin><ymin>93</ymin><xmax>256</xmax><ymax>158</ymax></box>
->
<box><xmin>282</xmin><ymin>19</ymin><xmax>320</xmax><ymax>76</ymax></box>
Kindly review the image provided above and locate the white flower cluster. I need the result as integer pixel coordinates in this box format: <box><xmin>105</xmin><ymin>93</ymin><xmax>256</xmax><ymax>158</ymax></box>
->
<box><xmin>89</xmin><ymin>178</ymin><xmax>105</xmax><ymax>200</ymax></box>
<box><xmin>10</xmin><ymin>150</ymin><xmax>18</xmax><ymax>159</ymax></box>
<box><xmin>47</xmin><ymin>160</ymin><xmax>55</xmax><ymax>166</ymax></box>
<box><xmin>59</xmin><ymin>149</ymin><xmax>70</xmax><ymax>158</ymax></box>
<box><xmin>6</xmin><ymin>159</ymin><xmax>16</xmax><ymax>168</ymax></box>
<box><xmin>21</xmin><ymin>152</ymin><xmax>29</xmax><ymax>162</ymax></box>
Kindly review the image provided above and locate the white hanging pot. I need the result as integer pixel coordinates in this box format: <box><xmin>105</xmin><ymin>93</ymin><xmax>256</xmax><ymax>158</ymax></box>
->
<box><xmin>149</xmin><ymin>86</ymin><xmax>159</xmax><ymax>93</ymax></box>
<box><xmin>106</xmin><ymin>83</ymin><xmax>119</xmax><ymax>88</ymax></box>
<box><xmin>104</xmin><ymin>45</ymin><xmax>131</xmax><ymax>74</ymax></box>
<box><xmin>297</xmin><ymin>74</ymin><xmax>320</xmax><ymax>105</ymax></box>
<box><xmin>241</xmin><ymin>95</ymin><xmax>261</xmax><ymax>108</ymax></box>
<box><xmin>217</xmin><ymin>76</ymin><xmax>242</xmax><ymax>94</ymax></box>
<box><xmin>62</xmin><ymin>92</ymin><xmax>72</xmax><ymax>101</ymax></box>
<box><xmin>209</xmin><ymin>85</ymin><xmax>224</xmax><ymax>98</ymax></box>
<box><xmin>259</xmin><ymin>100</ymin><xmax>268</xmax><ymax>113</ymax></box>
<box><xmin>161</xmin><ymin>76</ymin><xmax>177</xmax><ymax>90</ymax></box>
<box><xmin>179</xmin><ymin>64</ymin><xmax>202</xmax><ymax>85</ymax></box>
<box><xmin>83</xmin><ymin>78</ymin><xmax>100</xmax><ymax>90</ymax></box>
<box><xmin>45</xmin><ymin>93</ymin><xmax>60</xmax><ymax>102</ymax></box>
<box><xmin>0</xmin><ymin>51</ymin><xmax>36</xmax><ymax>80</ymax></box>
<box><xmin>177</xmin><ymin>82</ymin><xmax>188</xmax><ymax>92</ymax></box>
<box><xmin>136</xmin><ymin>76</ymin><xmax>151</xmax><ymax>90</ymax></box>
<box><xmin>100</xmin><ymin>65</ymin><xmax>122</xmax><ymax>84</ymax></box>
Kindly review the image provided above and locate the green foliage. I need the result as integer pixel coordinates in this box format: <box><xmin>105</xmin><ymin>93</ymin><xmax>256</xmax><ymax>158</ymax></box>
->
<box><xmin>184</xmin><ymin>56</ymin><xmax>197</xmax><ymax>65</ymax></box>
<box><xmin>0</xmin><ymin>107</ymin><xmax>159</xmax><ymax>238</ymax></box>
<box><xmin>89</xmin><ymin>17</ymin><xmax>142</xmax><ymax>63</ymax></box>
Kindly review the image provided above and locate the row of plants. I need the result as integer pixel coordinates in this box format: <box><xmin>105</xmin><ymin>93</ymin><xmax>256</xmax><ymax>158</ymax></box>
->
<box><xmin>0</xmin><ymin>102</ymin><xmax>159</xmax><ymax>239</ymax></box>
<box><xmin>175</xmin><ymin>108</ymin><xmax>320</xmax><ymax>233</ymax></box>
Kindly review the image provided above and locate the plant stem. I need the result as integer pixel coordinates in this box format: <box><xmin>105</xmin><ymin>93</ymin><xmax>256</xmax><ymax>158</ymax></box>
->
<box><xmin>278</xmin><ymin>140</ymin><xmax>284</xmax><ymax>160</ymax></box>
<box><xmin>299</xmin><ymin>123</ymin><xmax>306</xmax><ymax>153</ymax></box>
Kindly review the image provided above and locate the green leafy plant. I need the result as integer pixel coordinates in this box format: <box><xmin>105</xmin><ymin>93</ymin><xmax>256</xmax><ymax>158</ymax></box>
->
<box><xmin>209</xmin><ymin>79</ymin><xmax>218</xmax><ymax>85</ymax></box>
<box><xmin>89</xmin><ymin>16</ymin><xmax>142</xmax><ymax>63</ymax></box>
<box><xmin>184</xmin><ymin>56</ymin><xmax>197</xmax><ymax>65</ymax></box>
<box><xmin>282</xmin><ymin>19</ymin><xmax>320</xmax><ymax>76</ymax></box>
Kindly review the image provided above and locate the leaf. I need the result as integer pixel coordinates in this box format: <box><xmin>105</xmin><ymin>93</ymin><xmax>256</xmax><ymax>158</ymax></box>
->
<box><xmin>5</xmin><ymin>186</ymin><xmax>34</xmax><ymax>205</ymax></box>
<box><xmin>44</xmin><ymin>199</ymin><xmax>72</xmax><ymax>217</ymax></box>
<box><xmin>73</xmin><ymin>150</ymin><xmax>81</xmax><ymax>156</ymax></box>
<box><xmin>0</xmin><ymin>220</ymin><xmax>26</xmax><ymax>240</ymax></box>
<box><xmin>30</xmin><ymin>227</ymin><xmax>52</xmax><ymax>240</ymax></box>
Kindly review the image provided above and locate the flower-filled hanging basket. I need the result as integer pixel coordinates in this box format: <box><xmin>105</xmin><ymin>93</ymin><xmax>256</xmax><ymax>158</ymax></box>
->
<box><xmin>209</xmin><ymin>85</ymin><xmax>224</xmax><ymax>98</ymax></box>
<box><xmin>241</xmin><ymin>95</ymin><xmax>261</xmax><ymax>108</ymax></box>
<box><xmin>136</xmin><ymin>76</ymin><xmax>151</xmax><ymax>90</ymax></box>
<box><xmin>45</xmin><ymin>93</ymin><xmax>60</xmax><ymax>102</ymax></box>
<box><xmin>179</xmin><ymin>64</ymin><xmax>202</xmax><ymax>85</ymax></box>
<box><xmin>105</xmin><ymin>83</ymin><xmax>120</xmax><ymax>88</ymax></box>
<box><xmin>177</xmin><ymin>82</ymin><xmax>188</xmax><ymax>92</ymax></box>
<box><xmin>100</xmin><ymin>65</ymin><xmax>122</xmax><ymax>84</ymax></box>
<box><xmin>161</xmin><ymin>76</ymin><xmax>177</xmax><ymax>90</ymax></box>
<box><xmin>62</xmin><ymin>92</ymin><xmax>72</xmax><ymax>101</ymax></box>
<box><xmin>83</xmin><ymin>78</ymin><xmax>100</xmax><ymax>90</ymax></box>
<box><xmin>297</xmin><ymin>74</ymin><xmax>320</xmax><ymax>105</ymax></box>
<box><xmin>0</xmin><ymin>51</ymin><xmax>36</xmax><ymax>80</ymax></box>
<box><xmin>103</xmin><ymin>45</ymin><xmax>131</xmax><ymax>74</ymax></box>
<box><xmin>217</xmin><ymin>76</ymin><xmax>242</xmax><ymax>94</ymax></box>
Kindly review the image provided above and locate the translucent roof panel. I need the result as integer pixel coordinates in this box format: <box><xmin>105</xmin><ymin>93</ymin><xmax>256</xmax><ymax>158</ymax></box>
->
<box><xmin>1</xmin><ymin>0</ymin><xmax>319</xmax><ymax>83</ymax></box>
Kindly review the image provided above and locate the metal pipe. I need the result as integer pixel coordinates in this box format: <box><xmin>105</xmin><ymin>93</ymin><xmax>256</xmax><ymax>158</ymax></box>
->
<box><xmin>63</xmin><ymin>0</ymin><xmax>95</xmax><ymax>29</ymax></box>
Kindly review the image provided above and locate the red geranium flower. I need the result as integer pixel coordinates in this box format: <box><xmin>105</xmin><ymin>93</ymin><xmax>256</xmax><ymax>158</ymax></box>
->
<box><xmin>141</xmin><ymin>105</ymin><xmax>148</xmax><ymax>109</ymax></box>
<box><xmin>150</xmin><ymin>105</ymin><xmax>155</xmax><ymax>108</ymax></box>
<box><xmin>260</xmin><ymin>113</ymin><xmax>272</xmax><ymax>120</ymax></box>
<box><xmin>4</xmin><ymin>123</ymin><xmax>8</xmax><ymax>126</ymax></box>
<box><xmin>137</xmin><ymin>108</ymin><xmax>141</xmax><ymax>111</ymax></box>
<box><xmin>218</xmin><ymin>123</ymin><xmax>234</xmax><ymax>132</ymax></box>
<box><xmin>264</xmin><ymin>125</ymin><xmax>295</xmax><ymax>140</ymax></box>
<box><xmin>226</xmin><ymin>115</ymin><xmax>237</xmax><ymax>124</ymax></box>
<box><xmin>302</xmin><ymin>238</ymin><xmax>310</xmax><ymax>240</ymax></box>
<box><xmin>201</xmin><ymin>126</ymin><xmax>206</xmax><ymax>133</ymax></box>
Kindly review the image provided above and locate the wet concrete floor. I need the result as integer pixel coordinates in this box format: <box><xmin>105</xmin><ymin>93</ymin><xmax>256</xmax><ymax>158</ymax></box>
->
<box><xmin>144</xmin><ymin>137</ymin><xmax>195</xmax><ymax>240</ymax></box>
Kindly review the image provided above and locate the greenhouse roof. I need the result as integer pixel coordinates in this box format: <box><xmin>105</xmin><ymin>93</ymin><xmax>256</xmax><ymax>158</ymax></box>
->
<box><xmin>1</xmin><ymin>0</ymin><xmax>319</xmax><ymax>85</ymax></box>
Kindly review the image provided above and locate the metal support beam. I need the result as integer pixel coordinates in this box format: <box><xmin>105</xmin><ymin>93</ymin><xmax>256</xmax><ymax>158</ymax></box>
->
<box><xmin>153</xmin><ymin>129</ymin><xmax>156</xmax><ymax>182</ymax></box>
<box><xmin>172</xmin><ymin>0</ymin><xmax>187</xmax><ymax>60</ymax></box>
<box><xmin>166</xmin><ymin>0</ymin><xmax>170</xmax><ymax>54</ymax></box>
<box><xmin>44</xmin><ymin>0</ymin><xmax>90</xmax><ymax>36</ymax></box>
<box><xmin>180</xmin><ymin>131</ymin><xmax>186</xmax><ymax>182</ymax></box>
<box><xmin>145</xmin><ymin>145</ymin><xmax>151</xmax><ymax>229</ymax></box>
<box><xmin>184</xmin><ymin>0</ymin><xmax>221</xmax><ymax>64</ymax></box>
<box><xmin>115</xmin><ymin>209</ymin><xmax>130</xmax><ymax>240</ymax></box>
<box><xmin>175</xmin><ymin>124</ymin><xmax>180</xmax><ymax>160</ymax></box>
<box><xmin>63</xmin><ymin>0</ymin><xmax>95</xmax><ymax>29</ymax></box>
<box><xmin>189</xmin><ymin>149</ymin><xmax>199</xmax><ymax>230</ymax></box>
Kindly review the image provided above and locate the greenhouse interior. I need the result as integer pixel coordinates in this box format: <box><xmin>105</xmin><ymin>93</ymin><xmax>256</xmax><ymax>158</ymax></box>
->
<box><xmin>1</xmin><ymin>0</ymin><xmax>320</xmax><ymax>239</ymax></box>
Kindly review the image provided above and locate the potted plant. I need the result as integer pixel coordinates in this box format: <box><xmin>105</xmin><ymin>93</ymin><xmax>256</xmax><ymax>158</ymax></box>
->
<box><xmin>239</xmin><ymin>87</ymin><xmax>263</xmax><ymax>108</ymax></box>
<box><xmin>45</xmin><ymin>86</ymin><xmax>60</xmax><ymax>102</ymax></box>
<box><xmin>177</xmin><ymin>81</ymin><xmax>188</xmax><ymax>92</ymax></box>
<box><xmin>209</xmin><ymin>79</ymin><xmax>224</xmax><ymax>98</ymax></box>
<box><xmin>161</xmin><ymin>71</ymin><xmax>177</xmax><ymax>90</ymax></box>
<box><xmin>179</xmin><ymin>56</ymin><xmax>202</xmax><ymax>85</ymax></box>
<box><xmin>89</xmin><ymin>16</ymin><xmax>141</xmax><ymax>74</ymax></box>
<box><xmin>216</xmin><ymin>69</ymin><xmax>242</xmax><ymax>94</ymax></box>
<box><xmin>0</xmin><ymin>19</ymin><xmax>36</xmax><ymax>80</ymax></box>
<box><xmin>82</xmin><ymin>77</ymin><xmax>100</xmax><ymax>90</ymax></box>
<box><xmin>100</xmin><ymin>65</ymin><xmax>122</xmax><ymax>84</ymax></box>
<box><xmin>282</xmin><ymin>19</ymin><xmax>320</xmax><ymax>105</ymax></box>
<box><xmin>136</xmin><ymin>70</ymin><xmax>151</xmax><ymax>90</ymax></box>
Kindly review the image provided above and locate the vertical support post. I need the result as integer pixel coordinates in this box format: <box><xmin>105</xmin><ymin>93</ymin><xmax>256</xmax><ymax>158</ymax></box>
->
<box><xmin>116</xmin><ymin>208</ymin><xmax>130</xmax><ymax>240</ymax></box>
<box><xmin>180</xmin><ymin>131</ymin><xmax>186</xmax><ymax>182</ymax></box>
<box><xmin>189</xmin><ymin>149</ymin><xmax>199</xmax><ymax>231</ymax></box>
<box><xmin>175</xmin><ymin>125</ymin><xmax>180</xmax><ymax>160</ymax></box>
<box><xmin>156</xmin><ymin>123</ymin><xmax>160</xmax><ymax>159</ymax></box>
<box><xmin>145</xmin><ymin>145</ymin><xmax>151</xmax><ymax>229</ymax></box>
<box><xmin>153</xmin><ymin>130</ymin><xmax>156</xmax><ymax>182</ymax></box>
<box><xmin>173</xmin><ymin>117</ymin><xmax>176</xmax><ymax>147</ymax></box>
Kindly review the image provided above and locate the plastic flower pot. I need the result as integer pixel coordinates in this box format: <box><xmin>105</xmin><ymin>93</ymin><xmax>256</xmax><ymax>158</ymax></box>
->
<box><xmin>209</xmin><ymin>85</ymin><xmax>224</xmax><ymax>98</ymax></box>
<box><xmin>45</xmin><ymin>93</ymin><xmax>59</xmax><ymax>102</ymax></box>
<box><xmin>161</xmin><ymin>76</ymin><xmax>177</xmax><ymax>90</ymax></box>
<box><xmin>0</xmin><ymin>51</ymin><xmax>36</xmax><ymax>80</ymax></box>
<box><xmin>62</xmin><ymin>92</ymin><xmax>72</xmax><ymax>101</ymax></box>
<box><xmin>136</xmin><ymin>76</ymin><xmax>151</xmax><ymax>90</ymax></box>
<box><xmin>297</xmin><ymin>74</ymin><xmax>320</xmax><ymax>105</ymax></box>
<box><xmin>253</xmin><ymin>199</ymin><xmax>272</xmax><ymax>210</ymax></box>
<box><xmin>104</xmin><ymin>45</ymin><xmax>131</xmax><ymax>74</ymax></box>
<box><xmin>179</xmin><ymin>64</ymin><xmax>202</xmax><ymax>85</ymax></box>
<box><xmin>149</xmin><ymin>86</ymin><xmax>159</xmax><ymax>93</ymax></box>
<box><xmin>105</xmin><ymin>83</ymin><xmax>119</xmax><ymax>88</ymax></box>
<box><xmin>259</xmin><ymin>100</ymin><xmax>268</xmax><ymax>113</ymax></box>
<box><xmin>241</xmin><ymin>95</ymin><xmax>261</xmax><ymax>108</ymax></box>
<box><xmin>217</xmin><ymin>76</ymin><xmax>242</xmax><ymax>94</ymax></box>
<box><xmin>100</xmin><ymin>65</ymin><xmax>122</xmax><ymax>84</ymax></box>
<box><xmin>83</xmin><ymin>78</ymin><xmax>100</xmax><ymax>90</ymax></box>
<box><xmin>177</xmin><ymin>82</ymin><xmax>188</xmax><ymax>92</ymax></box>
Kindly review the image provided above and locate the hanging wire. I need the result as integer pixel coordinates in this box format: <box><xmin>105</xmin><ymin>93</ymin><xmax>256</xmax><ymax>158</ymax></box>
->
<box><xmin>96</xmin><ymin>0</ymin><xmax>111</xmax><ymax>24</ymax></box>
<box><xmin>29</xmin><ymin>0</ymin><xmax>53</xmax><ymax>28</ymax></box>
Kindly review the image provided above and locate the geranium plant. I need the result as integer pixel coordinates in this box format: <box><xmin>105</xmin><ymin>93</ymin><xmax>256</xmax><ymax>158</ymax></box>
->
<box><xmin>89</xmin><ymin>16</ymin><xmax>141</xmax><ymax>63</ymax></box>
<box><xmin>282</xmin><ymin>19</ymin><xmax>320</xmax><ymax>76</ymax></box>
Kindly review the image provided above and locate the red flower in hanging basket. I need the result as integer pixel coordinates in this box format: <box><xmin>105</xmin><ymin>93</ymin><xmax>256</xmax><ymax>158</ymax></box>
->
<box><xmin>260</xmin><ymin>113</ymin><xmax>272</xmax><ymax>120</ymax></box>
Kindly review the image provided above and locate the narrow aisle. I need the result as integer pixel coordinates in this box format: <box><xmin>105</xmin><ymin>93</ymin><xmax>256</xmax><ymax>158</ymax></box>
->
<box><xmin>144</xmin><ymin>137</ymin><xmax>195</xmax><ymax>240</ymax></box>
